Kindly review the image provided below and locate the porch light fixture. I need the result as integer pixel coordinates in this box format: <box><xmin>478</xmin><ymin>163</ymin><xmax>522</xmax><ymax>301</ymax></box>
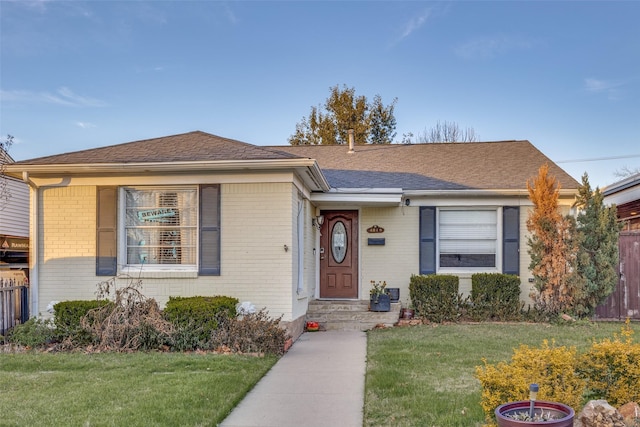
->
<box><xmin>312</xmin><ymin>214</ymin><xmax>325</xmax><ymax>230</ymax></box>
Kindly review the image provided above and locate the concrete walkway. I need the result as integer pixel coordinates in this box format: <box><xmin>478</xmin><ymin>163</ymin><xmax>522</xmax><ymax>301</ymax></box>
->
<box><xmin>219</xmin><ymin>331</ymin><xmax>367</xmax><ymax>427</ymax></box>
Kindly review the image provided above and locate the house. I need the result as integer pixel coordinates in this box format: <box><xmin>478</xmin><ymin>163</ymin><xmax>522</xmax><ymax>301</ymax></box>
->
<box><xmin>597</xmin><ymin>173</ymin><xmax>640</xmax><ymax>319</ymax></box>
<box><xmin>4</xmin><ymin>131</ymin><xmax>580</xmax><ymax>339</ymax></box>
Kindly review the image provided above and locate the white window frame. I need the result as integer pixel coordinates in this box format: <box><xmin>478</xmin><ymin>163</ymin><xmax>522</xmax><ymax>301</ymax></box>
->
<box><xmin>119</xmin><ymin>186</ymin><xmax>199</xmax><ymax>274</ymax></box>
<box><xmin>436</xmin><ymin>207</ymin><xmax>503</xmax><ymax>273</ymax></box>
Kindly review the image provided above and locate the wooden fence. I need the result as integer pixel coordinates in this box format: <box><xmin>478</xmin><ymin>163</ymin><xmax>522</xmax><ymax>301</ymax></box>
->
<box><xmin>596</xmin><ymin>231</ymin><xmax>640</xmax><ymax>320</ymax></box>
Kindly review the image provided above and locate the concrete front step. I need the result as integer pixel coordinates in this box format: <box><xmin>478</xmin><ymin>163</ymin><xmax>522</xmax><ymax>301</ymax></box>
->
<box><xmin>306</xmin><ymin>300</ymin><xmax>402</xmax><ymax>331</ymax></box>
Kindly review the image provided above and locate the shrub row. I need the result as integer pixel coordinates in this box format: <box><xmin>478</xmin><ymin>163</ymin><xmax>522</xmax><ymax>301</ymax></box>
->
<box><xmin>6</xmin><ymin>294</ymin><xmax>288</xmax><ymax>355</ymax></box>
<box><xmin>409</xmin><ymin>273</ymin><xmax>525</xmax><ymax>322</ymax></box>
<box><xmin>475</xmin><ymin>321</ymin><xmax>640</xmax><ymax>425</ymax></box>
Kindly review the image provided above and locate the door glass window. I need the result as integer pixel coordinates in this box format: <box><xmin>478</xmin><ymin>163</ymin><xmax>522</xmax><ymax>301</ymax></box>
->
<box><xmin>332</xmin><ymin>221</ymin><xmax>347</xmax><ymax>263</ymax></box>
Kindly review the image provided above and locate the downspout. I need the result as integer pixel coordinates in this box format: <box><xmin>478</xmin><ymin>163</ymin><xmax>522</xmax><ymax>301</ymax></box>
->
<box><xmin>22</xmin><ymin>171</ymin><xmax>39</xmax><ymax>318</ymax></box>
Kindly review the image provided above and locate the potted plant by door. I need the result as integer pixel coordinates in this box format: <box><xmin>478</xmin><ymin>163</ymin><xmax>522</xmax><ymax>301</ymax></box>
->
<box><xmin>370</xmin><ymin>280</ymin><xmax>391</xmax><ymax>312</ymax></box>
<box><xmin>495</xmin><ymin>384</ymin><xmax>575</xmax><ymax>427</ymax></box>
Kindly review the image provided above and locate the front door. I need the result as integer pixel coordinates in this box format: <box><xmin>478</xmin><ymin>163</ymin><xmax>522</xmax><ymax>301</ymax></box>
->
<box><xmin>320</xmin><ymin>210</ymin><xmax>358</xmax><ymax>299</ymax></box>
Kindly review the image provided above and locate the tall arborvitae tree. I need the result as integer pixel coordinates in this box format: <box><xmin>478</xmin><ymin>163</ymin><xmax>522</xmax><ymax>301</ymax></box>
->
<box><xmin>526</xmin><ymin>164</ymin><xmax>579</xmax><ymax>314</ymax></box>
<box><xmin>573</xmin><ymin>173</ymin><xmax>621</xmax><ymax>316</ymax></box>
<box><xmin>288</xmin><ymin>85</ymin><xmax>397</xmax><ymax>145</ymax></box>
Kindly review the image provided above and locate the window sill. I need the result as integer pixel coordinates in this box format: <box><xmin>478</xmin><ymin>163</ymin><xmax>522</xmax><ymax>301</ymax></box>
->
<box><xmin>437</xmin><ymin>267</ymin><xmax>499</xmax><ymax>275</ymax></box>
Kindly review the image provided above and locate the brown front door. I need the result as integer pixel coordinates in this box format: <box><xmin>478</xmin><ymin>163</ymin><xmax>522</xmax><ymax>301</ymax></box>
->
<box><xmin>320</xmin><ymin>210</ymin><xmax>358</xmax><ymax>299</ymax></box>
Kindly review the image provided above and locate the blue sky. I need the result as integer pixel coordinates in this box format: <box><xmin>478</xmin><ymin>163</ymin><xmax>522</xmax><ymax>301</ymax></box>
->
<box><xmin>1</xmin><ymin>1</ymin><xmax>639</xmax><ymax>188</ymax></box>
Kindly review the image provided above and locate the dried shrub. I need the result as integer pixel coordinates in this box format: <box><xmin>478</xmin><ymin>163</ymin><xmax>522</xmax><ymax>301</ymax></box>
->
<box><xmin>81</xmin><ymin>277</ymin><xmax>174</xmax><ymax>352</ymax></box>
<box><xmin>578</xmin><ymin>321</ymin><xmax>640</xmax><ymax>406</ymax></box>
<box><xmin>475</xmin><ymin>340</ymin><xmax>585</xmax><ymax>425</ymax></box>
<box><xmin>54</xmin><ymin>300</ymin><xmax>113</xmax><ymax>344</ymax></box>
<box><xmin>211</xmin><ymin>309</ymin><xmax>289</xmax><ymax>355</ymax></box>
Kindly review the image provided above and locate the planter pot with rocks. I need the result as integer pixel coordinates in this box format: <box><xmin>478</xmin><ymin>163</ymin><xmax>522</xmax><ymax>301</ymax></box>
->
<box><xmin>495</xmin><ymin>401</ymin><xmax>574</xmax><ymax>427</ymax></box>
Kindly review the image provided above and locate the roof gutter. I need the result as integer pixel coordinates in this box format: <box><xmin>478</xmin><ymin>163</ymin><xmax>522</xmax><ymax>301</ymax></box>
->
<box><xmin>6</xmin><ymin>158</ymin><xmax>331</xmax><ymax>192</ymax></box>
<box><xmin>402</xmin><ymin>188</ymin><xmax>579</xmax><ymax>197</ymax></box>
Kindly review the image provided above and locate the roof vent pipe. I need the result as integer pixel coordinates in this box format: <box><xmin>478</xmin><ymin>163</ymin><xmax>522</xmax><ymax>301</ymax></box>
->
<box><xmin>348</xmin><ymin>129</ymin><xmax>355</xmax><ymax>153</ymax></box>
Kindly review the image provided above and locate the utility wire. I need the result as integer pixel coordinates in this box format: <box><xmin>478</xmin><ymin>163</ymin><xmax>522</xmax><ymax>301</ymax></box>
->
<box><xmin>556</xmin><ymin>154</ymin><xmax>640</xmax><ymax>164</ymax></box>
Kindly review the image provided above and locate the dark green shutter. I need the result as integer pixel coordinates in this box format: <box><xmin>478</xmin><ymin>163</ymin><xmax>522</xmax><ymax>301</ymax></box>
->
<box><xmin>419</xmin><ymin>206</ymin><xmax>436</xmax><ymax>275</ymax></box>
<box><xmin>502</xmin><ymin>206</ymin><xmax>519</xmax><ymax>275</ymax></box>
<box><xmin>96</xmin><ymin>186</ymin><xmax>117</xmax><ymax>276</ymax></box>
<box><xmin>199</xmin><ymin>184</ymin><xmax>220</xmax><ymax>275</ymax></box>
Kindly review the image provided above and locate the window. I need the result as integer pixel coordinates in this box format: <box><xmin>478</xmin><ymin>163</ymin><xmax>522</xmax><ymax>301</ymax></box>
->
<box><xmin>419</xmin><ymin>206</ymin><xmax>519</xmax><ymax>274</ymax></box>
<box><xmin>124</xmin><ymin>187</ymin><xmax>197</xmax><ymax>267</ymax></box>
<box><xmin>439</xmin><ymin>210</ymin><xmax>496</xmax><ymax>268</ymax></box>
<box><xmin>96</xmin><ymin>185</ymin><xmax>220</xmax><ymax>276</ymax></box>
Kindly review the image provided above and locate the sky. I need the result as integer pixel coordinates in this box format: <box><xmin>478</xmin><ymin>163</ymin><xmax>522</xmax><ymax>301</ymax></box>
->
<box><xmin>1</xmin><ymin>0</ymin><xmax>639</xmax><ymax>189</ymax></box>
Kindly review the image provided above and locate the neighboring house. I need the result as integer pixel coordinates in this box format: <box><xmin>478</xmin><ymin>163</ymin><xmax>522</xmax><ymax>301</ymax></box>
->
<box><xmin>1</xmin><ymin>147</ymin><xmax>30</xmax><ymax>274</ymax></box>
<box><xmin>1</xmin><ymin>148</ymin><xmax>30</xmax><ymax>334</ymax></box>
<box><xmin>4</xmin><ymin>131</ymin><xmax>579</xmax><ymax>339</ymax></box>
<box><xmin>603</xmin><ymin>172</ymin><xmax>640</xmax><ymax>231</ymax></box>
<box><xmin>598</xmin><ymin>173</ymin><xmax>640</xmax><ymax>320</ymax></box>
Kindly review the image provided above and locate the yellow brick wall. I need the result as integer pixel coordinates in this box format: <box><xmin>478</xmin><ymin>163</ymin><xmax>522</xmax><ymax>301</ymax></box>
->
<box><xmin>360</xmin><ymin>206</ymin><xmax>418</xmax><ymax>306</ymax></box>
<box><xmin>35</xmin><ymin>183</ymin><xmax>298</xmax><ymax>321</ymax></box>
<box><xmin>37</xmin><ymin>186</ymin><xmax>98</xmax><ymax>314</ymax></box>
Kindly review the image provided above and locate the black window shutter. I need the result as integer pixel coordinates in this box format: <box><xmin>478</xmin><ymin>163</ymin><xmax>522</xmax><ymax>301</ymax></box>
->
<box><xmin>502</xmin><ymin>206</ymin><xmax>520</xmax><ymax>275</ymax></box>
<box><xmin>199</xmin><ymin>184</ymin><xmax>220</xmax><ymax>275</ymax></box>
<box><xmin>419</xmin><ymin>206</ymin><xmax>436</xmax><ymax>275</ymax></box>
<box><xmin>96</xmin><ymin>186</ymin><xmax>117</xmax><ymax>276</ymax></box>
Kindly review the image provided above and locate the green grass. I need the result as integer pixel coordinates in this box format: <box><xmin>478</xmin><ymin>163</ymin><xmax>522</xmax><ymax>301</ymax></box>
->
<box><xmin>364</xmin><ymin>321</ymin><xmax>640</xmax><ymax>427</ymax></box>
<box><xmin>2</xmin><ymin>322</ymin><xmax>636</xmax><ymax>427</ymax></box>
<box><xmin>0</xmin><ymin>351</ymin><xmax>277</xmax><ymax>427</ymax></box>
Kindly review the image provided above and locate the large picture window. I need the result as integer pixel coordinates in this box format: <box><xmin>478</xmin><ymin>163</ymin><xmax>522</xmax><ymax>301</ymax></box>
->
<box><xmin>124</xmin><ymin>187</ymin><xmax>197</xmax><ymax>266</ymax></box>
<box><xmin>96</xmin><ymin>185</ymin><xmax>220</xmax><ymax>276</ymax></box>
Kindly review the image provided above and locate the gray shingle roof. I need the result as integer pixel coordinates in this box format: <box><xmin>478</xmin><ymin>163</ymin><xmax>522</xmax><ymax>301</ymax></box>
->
<box><xmin>11</xmin><ymin>132</ymin><xmax>579</xmax><ymax>191</ymax></box>
<box><xmin>272</xmin><ymin>141</ymin><xmax>580</xmax><ymax>190</ymax></box>
<box><xmin>14</xmin><ymin>131</ymin><xmax>300</xmax><ymax>165</ymax></box>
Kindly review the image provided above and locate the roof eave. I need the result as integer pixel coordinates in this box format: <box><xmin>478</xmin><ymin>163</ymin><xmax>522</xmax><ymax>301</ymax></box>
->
<box><xmin>403</xmin><ymin>189</ymin><xmax>579</xmax><ymax>197</ymax></box>
<box><xmin>5</xmin><ymin>159</ymin><xmax>331</xmax><ymax>192</ymax></box>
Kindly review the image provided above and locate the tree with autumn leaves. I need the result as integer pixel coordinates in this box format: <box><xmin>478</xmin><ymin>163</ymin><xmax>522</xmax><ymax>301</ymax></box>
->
<box><xmin>526</xmin><ymin>164</ymin><xmax>620</xmax><ymax>317</ymax></box>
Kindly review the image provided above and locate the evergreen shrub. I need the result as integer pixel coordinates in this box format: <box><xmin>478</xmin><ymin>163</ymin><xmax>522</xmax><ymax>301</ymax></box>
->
<box><xmin>470</xmin><ymin>273</ymin><xmax>522</xmax><ymax>321</ymax></box>
<box><xmin>4</xmin><ymin>318</ymin><xmax>57</xmax><ymax>348</ymax></box>
<box><xmin>409</xmin><ymin>274</ymin><xmax>462</xmax><ymax>322</ymax></box>
<box><xmin>164</xmin><ymin>296</ymin><xmax>238</xmax><ymax>344</ymax></box>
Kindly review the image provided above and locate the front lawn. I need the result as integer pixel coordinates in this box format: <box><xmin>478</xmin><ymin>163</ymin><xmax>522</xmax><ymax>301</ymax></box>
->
<box><xmin>0</xmin><ymin>351</ymin><xmax>277</xmax><ymax>426</ymax></box>
<box><xmin>364</xmin><ymin>321</ymin><xmax>639</xmax><ymax>427</ymax></box>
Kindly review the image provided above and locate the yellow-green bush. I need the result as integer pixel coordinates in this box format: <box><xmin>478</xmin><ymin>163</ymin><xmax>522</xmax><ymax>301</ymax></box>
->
<box><xmin>475</xmin><ymin>340</ymin><xmax>585</xmax><ymax>424</ymax></box>
<box><xmin>475</xmin><ymin>321</ymin><xmax>640</xmax><ymax>425</ymax></box>
<box><xmin>579</xmin><ymin>321</ymin><xmax>640</xmax><ymax>406</ymax></box>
